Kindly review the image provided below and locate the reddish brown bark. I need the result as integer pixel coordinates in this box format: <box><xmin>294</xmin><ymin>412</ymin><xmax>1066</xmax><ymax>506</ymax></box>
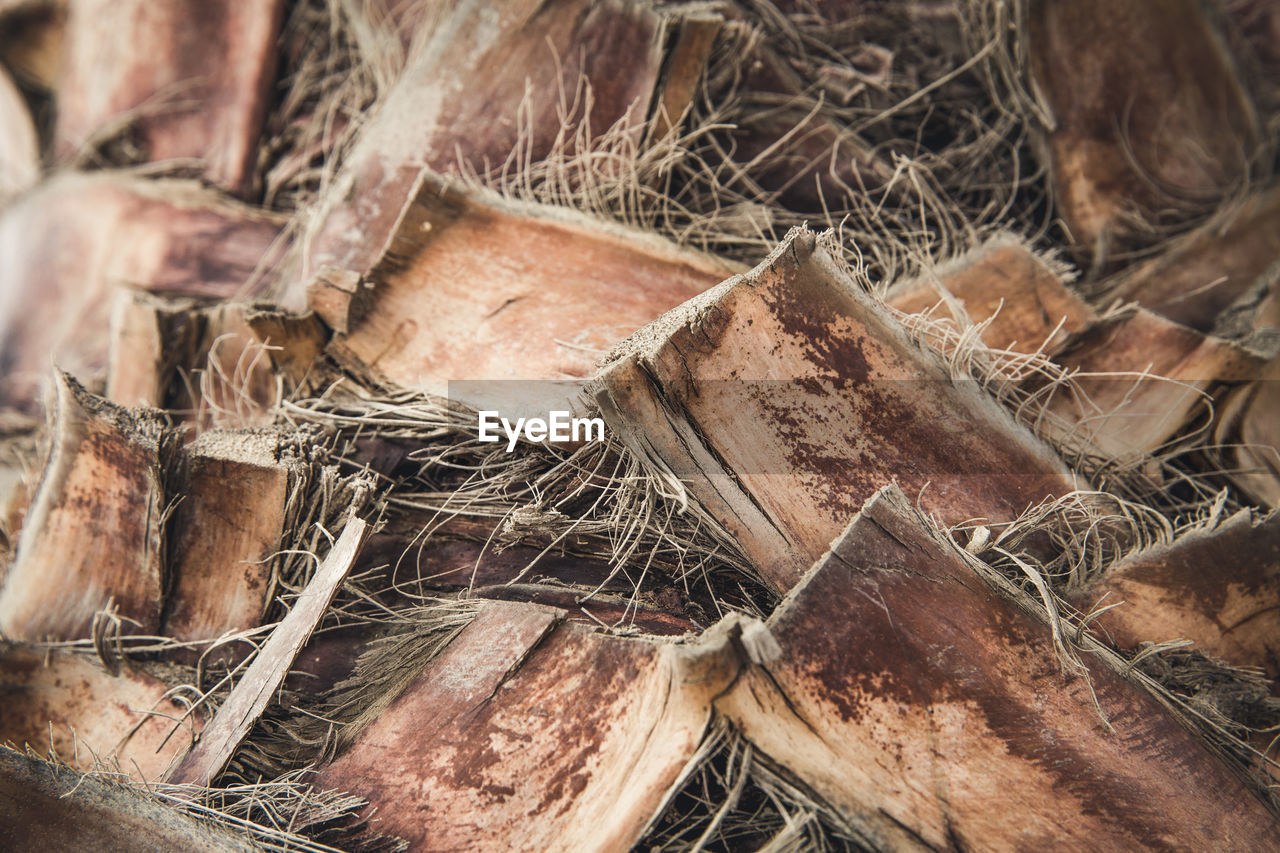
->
<box><xmin>595</xmin><ymin>229</ymin><xmax>1077</xmax><ymax>592</ymax></box>
<box><xmin>1104</xmin><ymin>186</ymin><xmax>1280</xmax><ymax>332</ymax></box>
<box><xmin>887</xmin><ymin>238</ymin><xmax>1095</xmax><ymax>356</ymax></box>
<box><xmin>1068</xmin><ymin>509</ymin><xmax>1280</xmax><ymax>678</ymax></box>
<box><xmin>312</xmin><ymin>174</ymin><xmax>733</xmax><ymax>403</ymax></box>
<box><xmin>1037</xmin><ymin>307</ymin><xmax>1267</xmax><ymax>461</ymax></box>
<box><xmin>0</xmin><ymin>173</ymin><xmax>283</xmax><ymax>415</ymax></box>
<box><xmin>162</xmin><ymin>431</ymin><xmax>291</xmax><ymax>644</ymax></box>
<box><xmin>1029</xmin><ymin>0</ymin><xmax>1259</xmax><ymax>259</ymax></box>
<box><xmin>55</xmin><ymin>0</ymin><xmax>285</xmax><ymax>196</ymax></box>
<box><xmin>319</xmin><ymin>600</ymin><xmax>737</xmax><ymax>852</ymax></box>
<box><xmin>294</xmin><ymin>0</ymin><xmax>720</xmax><ymax>311</ymax></box>
<box><xmin>0</xmin><ymin>375</ymin><xmax>174</xmax><ymax>641</ymax></box>
<box><xmin>716</xmin><ymin>486</ymin><xmax>1280</xmax><ymax>850</ymax></box>
<box><xmin>0</xmin><ymin>646</ymin><xmax>200</xmax><ymax>781</ymax></box>
<box><xmin>0</xmin><ymin>746</ymin><xmax>254</xmax><ymax>852</ymax></box>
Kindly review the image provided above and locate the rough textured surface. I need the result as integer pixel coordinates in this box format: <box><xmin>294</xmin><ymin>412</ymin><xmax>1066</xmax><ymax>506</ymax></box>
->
<box><xmin>107</xmin><ymin>296</ymin><xmax>284</xmax><ymax>430</ymax></box>
<box><xmin>887</xmin><ymin>237</ymin><xmax>1094</xmax><ymax>356</ymax></box>
<box><xmin>294</xmin><ymin>0</ymin><xmax>713</xmax><ymax>310</ymax></box>
<box><xmin>168</xmin><ymin>518</ymin><xmax>366</xmax><ymax>787</ymax></box>
<box><xmin>0</xmin><ymin>747</ymin><xmax>254</xmax><ymax>852</ymax></box>
<box><xmin>726</xmin><ymin>38</ymin><xmax>887</xmax><ymax>213</ymax></box>
<box><xmin>1040</xmin><ymin>307</ymin><xmax>1268</xmax><ymax>461</ymax></box>
<box><xmin>0</xmin><ymin>173</ymin><xmax>283</xmax><ymax>415</ymax></box>
<box><xmin>55</xmin><ymin>0</ymin><xmax>284</xmax><ymax>196</ymax></box>
<box><xmin>1070</xmin><ymin>509</ymin><xmax>1280</xmax><ymax>679</ymax></box>
<box><xmin>1234</xmin><ymin>376</ymin><xmax>1280</xmax><ymax>507</ymax></box>
<box><xmin>596</xmin><ymin>230</ymin><xmax>1078</xmax><ymax>591</ymax></box>
<box><xmin>163</xmin><ymin>430</ymin><xmax>290</xmax><ymax>644</ymax></box>
<box><xmin>316</xmin><ymin>176</ymin><xmax>734</xmax><ymax>400</ymax></box>
<box><xmin>319</xmin><ymin>600</ymin><xmax>740</xmax><ymax>853</ymax></box>
<box><xmin>1029</xmin><ymin>0</ymin><xmax>1259</xmax><ymax>257</ymax></box>
<box><xmin>1105</xmin><ymin>186</ymin><xmax>1280</xmax><ymax>333</ymax></box>
<box><xmin>0</xmin><ymin>646</ymin><xmax>200</xmax><ymax>782</ymax></box>
<box><xmin>715</xmin><ymin>486</ymin><xmax>1280</xmax><ymax>851</ymax></box>
<box><xmin>0</xmin><ymin>375</ymin><xmax>172</xmax><ymax>640</ymax></box>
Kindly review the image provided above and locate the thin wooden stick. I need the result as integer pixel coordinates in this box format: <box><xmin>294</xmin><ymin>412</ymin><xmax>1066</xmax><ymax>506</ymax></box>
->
<box><xmin>167</xmin><ymin>518</ymin><xmax>367</xmax><ymax>787</ymax></box>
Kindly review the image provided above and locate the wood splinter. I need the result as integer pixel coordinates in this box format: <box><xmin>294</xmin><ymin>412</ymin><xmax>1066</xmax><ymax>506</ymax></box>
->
<box><xmin>166</xmin><ymin>517</ymin><xmax>367</xmax><ymax>787</ymax></box>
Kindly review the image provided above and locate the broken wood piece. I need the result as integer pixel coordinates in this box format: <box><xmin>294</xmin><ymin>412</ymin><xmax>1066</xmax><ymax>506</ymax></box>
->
<box><xmin>313</xmin><ymin>173</ymin><xmax>734</xmax><ymax>402</ymax></box>
<box><xmin>0</xmin><ymin>172</ymin><xmax>284</xmax><ymax>415</ymax></box>
<box><xmin>1237</xmin><ymin>376</ymin><xmax>1280</xmax><ymax>506</ymax></box>
<box><xmin>648</xmin><ymin>12</ymin><xmax>721</xmax><ymax>140</ymax></box>
<box><xmin>55</xmin><ymin>0</ymin><xmax>285</xmax><ymax>196</ymax></box>
<box><xmin>1102</xmin><ymin>185</ymin><xmax>1280</xmax><ymax>333</ymax></box>
<box><xmin>886</xmin><ymin>235</ymin><xmax>1095</xmax><ymax>357</ymax></box>
<box><xmin>714</xmin><ymin>485</ymin><xmax>1280</xmax><ymax>850</ymax></box>
<box><xmin>0</xmin><ymin>374</ymin><xmax>175</xmax><ymax>641</ymax></box>
<box><xmin>594</xmin><ymin>229</ymin><xmax>1078</xmax><ymax>592</ymax></box>
<box><xmin>240</xmin><ymin>306</ymin><xmax>328</xmax><ymax>390</ymax></box>
<box><xmin>1034</xmin><ymin>306</ymin><xmax>1269</xmax><ymax>462</ymax></box>
<box><xmin>1067</xmin><ymin>508</ymin><xmax>1280</xmax><ymax>679</ymax></box>
<box><xmin>167</xmin><ymin>517</ymin><xmax>367</xmax><ymax>787</ymax></box>
<box><xmin>293</xmin><ymin>0</ymin><xmax>719</xmax><ymax>311</ymax></box>
<box><xmin>106</xmin><ymin>291</ymin><xmax>201</xmax><ymax>410</ymax></box>
<box><xmin>0</xmin><ymin>64</ymin><xmax>37</xmax><ymax>202</ymax></box>
<box><xmin>0</xmin><ymin>746</ymin><xmax>256</xmax><ymax>853</ymax></box>
<box><xmin>108</xmin><ymin>293</ymin><xmax>293</xmax><ymax>430</ymax></box>
<box><xmin>317</xmin><ymin>599</ymin><xmax>744</xmax><ymax>852</ymax></box>
<box><xmin>162</xmin><ymin>431</ymin><xmax>290</xmax><ymax>645</ymax></box>
<box><xmin>182</xmin><ymin>303</ymin><xmax>281</xmax><ymax>430</ymax></box>
<box><xmin>0</xmin><ymin>645</ymin><xmax>200</xmax><ymax>781</ymax></box>
<box><xmin>1028</xmin><ymin>0</ymin><xmax>1260</xmax><ymax>260</ymax></box>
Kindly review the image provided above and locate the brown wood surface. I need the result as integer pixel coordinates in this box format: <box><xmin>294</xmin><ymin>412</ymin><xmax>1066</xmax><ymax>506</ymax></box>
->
<box><xmin>715</xmin><ymin>485</ymin><xmax>1280</xmax><ymax>851</ymax></box>
<box><xmin>1029</xmin><ymin>0</ymin><xmax>1259</xmax><ymax>258</ymax></box>
<box><xmin>0</xmin><ymin>746</ymin><xmax>255</xmax><ymax>853</ymax></box>
<box><xmin>315</xmin><ymin>175</ymin><xmax>734</xmax><ymax>402</ymax></box>
<box><xmin>595</xmin><ymin>229</ymin><xmax>1078</xmax><ymax>592</ymax></box>
<box><xmin>1038</xmin><ymin>307</ymin><xmax>1267</xmax><ymax>461</ymax></box>
<box><xmin>1068</xmin><ymin>508</ymin><xmax>1280</xmax><ymax>678</ymax></box>
<box><xmin>1105</xmin><ymin>186</ymin><xmax>1280</xmax><ymax>332</ymax></box>
<box><xmin>725</xmin><ymin>36</ymin><xmax>888</xmax><ymax>213</ymax></box>
<box><xmin>1236</xmin><ymin>376</ymin><xmax>1280</xmax><ymax>507</ymax></box>
<box><xmin>0</xmin><ymin>173</ymin><xmax>283</xmax><ymax>415</ymax></box>
<box><xmin>318</xmin><ymin>600</ymin><xmax>742</xmax><ymax>853</ymax></box>
<box><xmin>162</xmin><ymin>431</ymin><xmax>290</xmax><ymax>644</ymax></box>
<box><xmin>293</xmin><ymin>0</ymin><xmax>717</xmax><ymax>312</ymax></box>
<box><xmin>55</xmin><ymin>0</ymin><xmax>285</xmax><ymax>196</ymax></box>
<box><xmin>105</xmin><ymin>292</ymin><xmax>176</xmax><ymax>410</ymax></box>
<box><xmin>0</xmin><ymin>646</ymin><xmax>200</xmax><ymax>781</ymax></box>
<box><xmin>0</xmin><ymin>375</ymin><xmax>172</xmax><ymax>640</ymax></box>
<box><xmin>107</xmin><ymin>295</ymin><xmax>287</xmax><ymax>430</ymax></box>
<box><xmin>887</xmin><ymin>238</ymin><xmax>1095</xmax><ymax>357</ymax></box>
